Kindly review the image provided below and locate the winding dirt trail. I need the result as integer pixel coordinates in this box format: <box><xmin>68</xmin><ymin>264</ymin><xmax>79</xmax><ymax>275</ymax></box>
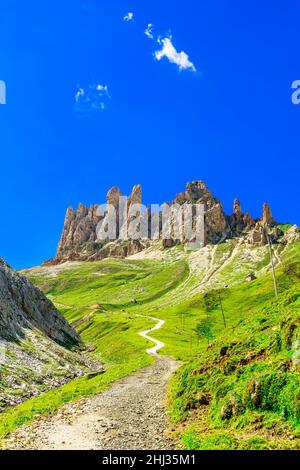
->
<box><xmin>138</xmin><ymin>316</ymin><xmax>165</xmax><ymax>357</ymax></box>
<box><xmin>6</xmin><ymin>317</ymin><xmax>179</xmax><ymax>450</ymax></box>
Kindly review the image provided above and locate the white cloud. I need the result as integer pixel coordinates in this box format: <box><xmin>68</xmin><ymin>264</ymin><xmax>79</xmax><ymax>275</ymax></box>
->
<box><xmin>75</xmin><ymin>83</ymin><xmax>110</xmax><ymax>113</ymax></box>
<box><xmin>75</xmin><ymin>88</ymin><xmax>85</xmax><ymax>103</ymax></box>
<box><xmin>154</xmin><ymin>37</ymin><xmax>196</xmax><ymax>72</ymax></box>
<box><xmin>96</xmin><ymin>84</ymin><xmax>108</xmax><ymax>92</ymax></box>
<box><xmin>123</xmin><ymin>12</ymin><xmax>134</xmax><ymax>22</ymax></box>
<box><xmin>145</xmin><ymin>23</ymin><xmax>154</xmax><ymax>39</ymax></box>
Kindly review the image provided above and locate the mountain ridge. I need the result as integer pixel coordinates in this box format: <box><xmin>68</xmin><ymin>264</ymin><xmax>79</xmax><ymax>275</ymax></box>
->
<box><xmin>49</xmin><ymin>181</ymin><xmax>284</xmax><ymax>264</ymax></box>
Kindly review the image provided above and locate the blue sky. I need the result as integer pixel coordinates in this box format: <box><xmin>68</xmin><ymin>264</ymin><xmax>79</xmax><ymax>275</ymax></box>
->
<box><xmin>0</xmin><ymin>0</ymin><xmax>300</xmax><ymax>268</ymax></box>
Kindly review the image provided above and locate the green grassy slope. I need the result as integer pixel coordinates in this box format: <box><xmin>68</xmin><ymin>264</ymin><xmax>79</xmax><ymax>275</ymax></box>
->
<box><xmin>0</xmin><ymin>238</ymin><xmax>299</xmax><ymax>449</ymax></box>
<box><xmin>0</xmin><ymin>258</ymin><xmax>187</xmax><ymax>440</ymax></box>
<box><xmin>168</xmin><ymin>243</ymin><xmax>300</xmax><ymax>449</ymax></box>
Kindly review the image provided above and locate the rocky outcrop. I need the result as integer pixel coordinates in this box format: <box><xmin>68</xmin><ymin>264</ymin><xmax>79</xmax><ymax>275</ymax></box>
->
<box><xmin>283</xmin><ymin>225</ymin><xmax>300</xmax><ymax>245</ymax></box>
<box><xmin>128</xmin><ymin>184</ymin><xmax>142</xmax><ymax>206</ymax></box>
<box><xmin>245</xmin><ymin>201</ymin><xmax>279</xmax><ymax>245</ymax></box>
<box><xmin>51</xmin><ymin>181</ymin><xmax>284</xmax><ymax>263</ymax></box>
<box><xmin>230</xmin><ymin>198</ymin><xmax>258</xmax><ymax>236</ymax></box>
<box><xmin>174</xmin><ymin>181</ymin><xmax>229</xmax><ymax>245</ymax></box>
<box><xmin>0</xmin><ymin>258</ymin><xmax>81</xmax><ymax>346</ymax></box>
<box><xmin>262</xmin><ymin>203</ymin><xmax>275</xmax><ymax>227</ymax></box>
<box><xmin>0</xmin><ymin>259</ymin><xmax>104</xmax><ymax>409</ymax></box>
<box><xmin>243</xmin><ymin>212</ymin><xmax>255</xmax><ymax>229</ymax></box>
<box><xmin>56</xmin><ymin>205</ymin><xmax>101</xmax><ymax>260</ymax></box>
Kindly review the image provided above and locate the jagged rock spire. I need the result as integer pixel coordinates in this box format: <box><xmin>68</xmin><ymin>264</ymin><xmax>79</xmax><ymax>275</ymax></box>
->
<box><xmin>262</xmin><ymin>202</ymin><xmax>275</xmax><ymax>226</ymax></box>
<box><xmin>76</xmin><ymin>203</ymin><xmax>88</xmax><ymax>219</ymax></box>
<box><xmin>173</xmin><ymin>181</ymin><xmax>229</xmax><ymax>244</ymax></box>
<box><xmin>185</xmin><ymin>181</ymin><xmax>214</xmax><ymax>202</ymax></box>
<box><xmin>128</xmin><ymin>184</ymin><xmax>142</xmax><ymax>206</ymax></box>
<box><xmin>243</xmin><ymin>211</ymin><xmax>255</xmax><ymax>228</ymax></box>
<box><xmin>106</xmin><ymin>186</ymin><xmax>122</xmax><ymax>207</ymax></box>
<box><xmin>233</xmin><ymin>199</ymin><xmax>242</xmax><ymax>221</ymax></box>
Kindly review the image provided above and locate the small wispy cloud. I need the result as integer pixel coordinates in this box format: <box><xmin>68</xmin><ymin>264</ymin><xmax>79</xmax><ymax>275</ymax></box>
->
<box><xmin>75</xmin><ymin>83</ymin><xmax>110</xmax><ymax>113</ymax></box>
<box><xmin>144</xmin><ymin>23</ymin><xmax>154</xmax><ymax>39</ymax></box>
<box><xmin>75</xmin><ymin>88</ymin><xmax>85</xmax><ymax>103</ymax></box>
<box><xmin>123</xmin><ymin>12</ymin><xmax>134</xmax><ymax>22</ymax></box>
<box><xmin>123</xmin><ymin>13</ymin><xmax>197</xmax><ymax>73</ymax></box>
<box><xmin>154</xmin><ymin>36</ymin><xmax>196</xmax><ymax>72</ymax></box>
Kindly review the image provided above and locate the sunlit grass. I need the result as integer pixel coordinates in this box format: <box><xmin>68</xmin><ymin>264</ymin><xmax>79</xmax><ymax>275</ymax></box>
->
<box><xmin>1</xmin><ymin>241</ymin><xmax>299</xmax><ymax>449</ymax></box>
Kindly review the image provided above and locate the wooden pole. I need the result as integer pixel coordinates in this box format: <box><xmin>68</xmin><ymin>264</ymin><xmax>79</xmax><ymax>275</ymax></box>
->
<box><xmin>265</xmin><ymin>228</ymin><xmax>278</xmax><ymax>297</ymax></box>
<box><xmin>218</xmin><ymin>293</ymin><xmax>227</xmax><ymax>329</ymax></box>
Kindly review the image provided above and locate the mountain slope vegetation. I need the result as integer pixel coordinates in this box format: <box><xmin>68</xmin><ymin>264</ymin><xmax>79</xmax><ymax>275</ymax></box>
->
<box><xmin>0</xmin><ymin>232</ymin><xmax>299</xmax><ymax>449</ymax></box>
<box><xmin>168</xmin><ymin>244</ymin><xmax>300</xmax><ymax>449</ymax></box>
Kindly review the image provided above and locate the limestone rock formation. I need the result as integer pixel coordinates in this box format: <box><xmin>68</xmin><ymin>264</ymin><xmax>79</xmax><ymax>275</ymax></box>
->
<box><xmin>283</xmin><ymin>225</ymin><xmax>300</xmax><ymax>244</ymax></box>
<box><xmin>128</xmin><ymin>184</ymin><xmax>142</xmax><ymax>206</ymax></box>
<box><xmin>229</xmin><ymin>199</ymin><xmax>256</xmax><ymax>238</ymax></box>
<box><xmin>174</xmin><ymin>181</ymin><xmax>229</xmax><ymax>244</ymax></box>
<box><xmin>245</xmin><ymin>202</ymin><xmax>279</xmax><ymax>245</ymax></box>
<box><xmin>0</xmin><ymin>258</ymin><xmax>105</xmax><ymax>409</ymax></box>
<box><xmin>261</xmin><ymin>202</ymin><xmax>276</xmax><ymax>227</ymax></box>
<box><xmin>243</xmin><ymin>211</ymin><xmax>255</xmax><ymax>229</ymax></box>
<box><xmin>56</xmin><ymin>204</ymin><xmax>101</xmax><ymax>260</ymax></box>
<box><xmin>0</xmin><ymin>258</ymin><xmax>81</xmax><ymax>346</ymax></box>
<box><xmin>233</xmin><ymin>199</ymin><xmax>242</xmax><ymax>220</ymax></box>
<box><xmin>51</xmin><ymin>181</ymin><xmax>284</xmax><ymax>264</ymax></box>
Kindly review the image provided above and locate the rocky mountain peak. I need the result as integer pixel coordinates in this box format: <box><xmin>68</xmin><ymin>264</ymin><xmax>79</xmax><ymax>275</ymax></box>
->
<box><xmin>107</xmin><ymin>186</ymin><xmax>122</xmax><ymax>207</ymax></box>
<box><xmin>174</xmin><ymin>180</ymin><xmax>217</xmax><ymax>207</ymax></box>
<box><xmin>243</xmin><ymin>211</ymin><xmax>255</xmax><ymax>228</ymax></box>
<box><xmin>128</xmin><ymin>184</ymin><xmax>142</xmax><ymax>206</ymax></box>
<box><xmin>186</xmin><ymin>180</ymin><xmax>213</xmax><ymax>201</ymax></box>
<box><xmin>66</xmin><ymin>205</ymin><xmax>75</xmax><ymax>219</ymax></box>
<box><xmin>262</xmin><ymin>202</ymin><xmax>275</xmax><ymax>226</ymax></box>
<box><xmin>233</xmin><ymin>199</ymin><xmax>242</xmax><ymax>220</ymax></box>
<box><xmin>51</xmin><ymin>180</ymin><xmax>283</xmax><ymax>264</ymax></box>
<box><xmin>76</xmin><ymin>203</ymin><xmax>89</xmax><ymax>218</ymax></box>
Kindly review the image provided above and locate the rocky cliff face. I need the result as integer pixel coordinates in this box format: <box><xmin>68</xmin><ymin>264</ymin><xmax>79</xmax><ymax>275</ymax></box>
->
<box><xmin>0</xmin><ymin>258</ymin><xmax>80</xmax><ymax>346</ymax></box>
<box><xmin>174</xmin><ymin>181</ymin><xmax>229</xmax><ymax>245</ymax></box>
<box><xmin>0</xmin><ymin>258</ymin><xmax>103</xmax><ymax>408</ymax></box>
<box><xmin>51</xmin><ymin>181</ymin><xmax>281</xmax><ymax>264</ymax></box>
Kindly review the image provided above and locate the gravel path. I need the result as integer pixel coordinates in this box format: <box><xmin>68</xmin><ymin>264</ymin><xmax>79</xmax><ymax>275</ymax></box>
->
<box><xmin>5</xmin><ymin>317</ymin><xmax>179</xmax><ymax>450</ymax></box>
<box><xmin>138</xmin><ymin>315</ymin><xmax>166</xmax><ymax>357</ymax></box>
